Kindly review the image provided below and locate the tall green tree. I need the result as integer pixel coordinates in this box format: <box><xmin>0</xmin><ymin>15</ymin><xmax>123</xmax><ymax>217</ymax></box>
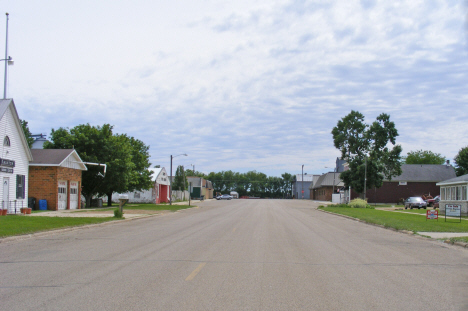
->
<box><xmin>403</xmin><ymin>150</ymin><xmax>445</xmax><ymax>164</ymax></box>
<box><xmin>332</xmin><ymin>111</ymin><xmax>402</xmax><ymax>195</ymax></box>
<box><xmin>44</xmin><ymin>124</ymin><xmax>152</xmax><ymax>207</ymax></box>
<box><xmin>20</xmin><ymin>119</ymin><xmax>34</xmax><ymax>148</ymax></box>
<box><xmin>173</xmin><ymin>165</ymin><xmax>188</xmax><ymax>190</ymax></box>
<box><xmin>454</xmin><ymin>146</ymin><xmax>468</xmax><ymax>176</ymax></box>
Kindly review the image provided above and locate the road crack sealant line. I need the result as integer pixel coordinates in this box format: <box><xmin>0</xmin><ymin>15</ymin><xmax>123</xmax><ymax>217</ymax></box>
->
<box><xmin>317</xmin><ymin>208</ymin><xmax>468</xmax><ymax>249</ymax></box>
<box><xmin>0</xmin><ymin>205</ymin><xmax>200</xmax><ymax>244</ymax></box>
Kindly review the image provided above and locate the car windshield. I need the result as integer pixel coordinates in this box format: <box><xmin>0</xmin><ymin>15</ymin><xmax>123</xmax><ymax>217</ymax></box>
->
<box><xmin>409</xmin><ymin>197</ymin><xmax>423</xmax><ymax>202</ymax></box>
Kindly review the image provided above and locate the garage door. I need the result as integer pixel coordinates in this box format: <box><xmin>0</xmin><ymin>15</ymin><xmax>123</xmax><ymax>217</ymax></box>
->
<box><xmin>58</xmin><ymin>180</ymin><xmax>67</xmax><ymax>210</ymax></box>
<box><xmin>70</xmin><ymin>181</ymin><xmax>79</xmax><ymax>209</ymax></box>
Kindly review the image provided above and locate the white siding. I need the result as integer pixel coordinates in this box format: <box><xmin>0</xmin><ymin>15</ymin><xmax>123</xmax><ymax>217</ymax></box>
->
<box><xmin>62</xmin><ymin>153</ymin><xmax>85</xmax><ymax>170</ymax></box>
<box><xmin>0</xmin><ymin>106</ymin><xmax>30</xmax><ymax>213</ymax></box>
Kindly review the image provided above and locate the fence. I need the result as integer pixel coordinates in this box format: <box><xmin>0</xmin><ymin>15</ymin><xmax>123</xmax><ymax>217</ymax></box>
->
<box><xmin>171</xmin><ymin>190</ymin><xmax>190</xmax><ymax>202</ymax></box>
<box><xmin>2</xmin><ymin>200</ymin><xmax>25</xmax><ymax>214</ymax></box>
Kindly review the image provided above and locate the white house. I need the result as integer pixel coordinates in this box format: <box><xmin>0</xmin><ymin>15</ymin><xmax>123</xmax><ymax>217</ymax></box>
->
<box><xmin>0</xmin><ymin>99</ymin><xmax>33</xmax><ymax>214</ymax></box>
<box><xmin>104</xmin><ymin>167</ymin><xmax>171</xmax><ymax>204</ymax></box>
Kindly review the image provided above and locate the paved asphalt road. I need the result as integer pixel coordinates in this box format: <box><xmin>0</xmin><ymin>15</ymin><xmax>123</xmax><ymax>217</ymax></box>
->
<box><xmin>1</xmin><ymin>199</ymin><xmax>468</xmax><ymax>311</ymax></box>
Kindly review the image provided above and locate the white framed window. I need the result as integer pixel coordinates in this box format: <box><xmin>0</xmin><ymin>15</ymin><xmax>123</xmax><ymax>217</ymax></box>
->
<box><xmin>441</xmin><ymin>188</ymin><xmax>446</xmax><ymax>200</ymax></box>
<box><xmin>462</xmin><ymin>186</ymin><xmax>467</xmax><ymax>201</ymax></box>
<box><xmin>3</xmin><ymin>136</ymin><xmax>10</xmax><ymax>147</ymax></box>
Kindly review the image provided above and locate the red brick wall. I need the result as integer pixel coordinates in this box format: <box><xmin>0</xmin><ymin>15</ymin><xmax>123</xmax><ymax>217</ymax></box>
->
<box><xmin>29</xmin><ymin>166</ymin><xmax>58</xmax><ymax>210</ymax></box>
<box><xmin>29</xmin><ymin>166</ymin><xmax>82</xmax><ymax>210</ymax></box>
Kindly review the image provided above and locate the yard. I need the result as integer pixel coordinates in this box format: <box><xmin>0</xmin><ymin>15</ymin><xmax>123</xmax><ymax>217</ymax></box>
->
<box><xmin>319</xmin><ymin>206</ymin><xmax>468</xmax><ymax>234</ymax></box>
<box><xmin>0</xmin><ymin>203</ymin><xmax>196</xmax><ymax>239</ymax></box>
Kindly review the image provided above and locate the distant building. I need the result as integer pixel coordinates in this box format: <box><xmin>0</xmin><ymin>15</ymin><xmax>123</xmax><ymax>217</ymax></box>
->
<box><xmin>292</xmin><ymin>173</ymin><xmax>314</xmax><ymax>199</ymax></box>
<box><xmin>336</xmin><ymin>157</ymin><xmax>346</xmax><ymax>173</ymax></box>
<box><xmin>105</xmin><ymin>168</ymin><xmax>170</xmax><ymax>204</ymax></box>
<box><xmin>31</xmin><ymin>134</ymin><xmax>49</xmax><ymax>149</ymax></box>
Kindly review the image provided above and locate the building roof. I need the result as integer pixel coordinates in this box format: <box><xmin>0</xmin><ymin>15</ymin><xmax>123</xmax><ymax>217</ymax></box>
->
<box><xmin>150</xmin><ymin>168</ymin><xmax>163</xmax><ymax>181</ymax></box>
<box><xmin>0</xmin><ymin>99</ymin><xmax>33</xmax><ymax>161</ymax></box>
<box><xmin>311</xmin><ymin>172</ymin><xmax>344</xmax><ymax>189</ymax></box>
<box><xmin>436</xmin><ymin>174</ymin><xmax>468</xmax><ymax>186</ymax></box>
<box><xmin>295</xmin><ymin>174</ymin><xmax>315</xmax><ymax>182</ymax></box>
<box><xmin>30</xmin><ymin>149</ymin><xmax>87</xmax><ymax>170</ymax></box>
<box><xmin>389</xmin><ymin>164</ymin><xmax>456</xmax><ymax>182</ymax></box>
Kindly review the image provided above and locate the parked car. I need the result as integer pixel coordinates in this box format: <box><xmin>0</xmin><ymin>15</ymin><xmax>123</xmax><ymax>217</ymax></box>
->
<box><xmin>404</xmin><ymin>197</ymin><xmax>427</xmax><ymax>209</ymax></box>
<box><xmin>217</xmin><ymin>194</ymin><xmax>233</xmax><ymax>200</ymax></box>
<box><xmin>426</xmin><ymin>195</ymin><xmax>440</xmax><ymax>207</ymax></box>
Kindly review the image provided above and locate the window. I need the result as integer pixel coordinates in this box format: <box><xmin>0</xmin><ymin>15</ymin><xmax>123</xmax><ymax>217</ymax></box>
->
<box><xmin>451</xmin><ymin>187</ymin><xmax>456</xmax><ymax>200</ymax></box>
<box><xmin>16</xmin><ymin>175</ymin><xmax>25</xmax><ymax>199</ymax></box>
<box><xmin>3</xmin><ymin>136</ymin><xmax>10</xmax><ymax>147</ymax></box>
<box><xmin>70</xmin><ymin>188</ymin><xmax>78</xmax><ymax>194</ymax></box>
<box><xmin>457</xmin><ymin>186</ymin><xmax>462</xmax><ymax>201</ymax></box>
<box><xmin>462</xmin><ymin>186</ymin><xmax>467</xmax><ymax>201</ymax></box>
<box><xmin>441</xmin><ymin>188</ymin><xmax>446</xmax><ymax>200</ymax></box>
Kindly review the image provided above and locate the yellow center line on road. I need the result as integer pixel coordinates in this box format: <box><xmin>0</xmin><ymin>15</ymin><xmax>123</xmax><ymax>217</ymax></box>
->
<box><xmin>185</xmin><ymin>262</ymin><xmax>206</xmax><ymax>281</ymax></box>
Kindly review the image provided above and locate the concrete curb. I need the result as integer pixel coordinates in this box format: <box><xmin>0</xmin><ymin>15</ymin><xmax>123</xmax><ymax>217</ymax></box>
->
<box><xmin>0</xmin><ymin>205</ymin><xmax>199</xmax><ymax>244</ymax></box>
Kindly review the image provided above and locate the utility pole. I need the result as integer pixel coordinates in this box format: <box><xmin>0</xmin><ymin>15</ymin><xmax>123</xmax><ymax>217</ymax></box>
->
<box><xmin>364</xmin><ymin>155</ymin><xmax>367</xmax><ymax>200</ymax></box>
<box><xmin>302</xmin><ymin>164</ymin><xmax>304</xmax><ymax>199</ymax></box>
<box><xmin>3</xmin><ymin>13</ymin><xmax>10</xmax><ymax>99</ymax></box>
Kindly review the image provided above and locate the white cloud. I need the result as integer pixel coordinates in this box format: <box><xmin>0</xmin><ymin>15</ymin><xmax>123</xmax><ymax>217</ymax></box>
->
<box><xmin>2</xmin><ymin>0</ymin><xmax>467</xmax><ymax>176</ymax></box>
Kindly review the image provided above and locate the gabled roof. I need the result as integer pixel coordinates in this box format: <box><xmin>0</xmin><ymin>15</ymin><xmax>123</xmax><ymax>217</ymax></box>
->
<box><xmin>150</xmin><ymin>168</ymin><xmax>163</xmax><ymax>181</ymax></box>
<box><xmin>149</xmin><ymin>167</ymin><xmax>170</xmax><ymax>185</ymax></box>
<box><xmin>30</xmin><ymin>149</ymin><xmax>87</xmax><ymax>170</ymax></box>
<box><xmin>389</xmin><ymin>164</ymin><xmax>456</xmax><ymax>182</ymax></box>
<box><xmin>311</xmin><ymin>172</ymin><xmax>344</xmax><ymax>189</ymax></box>
<box><xmin>0</xmin><ymin>99</ymin><xmax>33</xmax><ymax>161</ymax></box>
<box><xmin>436</xmin><ymin>174</ymin><xmax>468</xmax><ymax>186</ymax></box>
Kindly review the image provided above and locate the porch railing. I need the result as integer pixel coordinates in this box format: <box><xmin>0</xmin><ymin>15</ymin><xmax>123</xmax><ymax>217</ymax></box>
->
<box><xmin>2</xmin><ymin>200</ymin><xmax>25</xmax><ymax>214</ymax></box>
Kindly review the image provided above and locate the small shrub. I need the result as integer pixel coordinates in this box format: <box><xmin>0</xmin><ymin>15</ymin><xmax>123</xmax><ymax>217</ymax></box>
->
<box><xmin>114</xmin><ymin>208</ymin><xmax>123</xmax><ymax>218</ymax></box>
<box><xmin>348</xmin><ymin>198</ymin><xmax>368</xmax><ymax>208</ymax></box>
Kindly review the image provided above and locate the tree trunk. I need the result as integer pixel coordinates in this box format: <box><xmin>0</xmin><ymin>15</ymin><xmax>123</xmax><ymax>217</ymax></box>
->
<box><xmin>85</xmin><ymin>195</ymin><xmax>92</xmax><ymax>208</ymax></box>
<box><xmin>107</xmin><ymin>193</ymin><xmax>113</xmax><ymax>206</ymax></box>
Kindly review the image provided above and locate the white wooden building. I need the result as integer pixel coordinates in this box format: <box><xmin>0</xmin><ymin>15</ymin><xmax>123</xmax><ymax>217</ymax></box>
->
<box><xmin>104</xmin><ymin>167</ymin><xmax>171</xmax><ymax>204</ymax></box>
<box><xmin>0</xmin><ymin>99</ymin><xmax>33</xmax><ymax>214</ymax></box>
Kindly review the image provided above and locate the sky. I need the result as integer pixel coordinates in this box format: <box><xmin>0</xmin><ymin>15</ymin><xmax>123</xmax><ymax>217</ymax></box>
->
<box><xmin>1</xmin><ymin>0</ymin><xmax>468</xmax><ymax>177</ymax></box>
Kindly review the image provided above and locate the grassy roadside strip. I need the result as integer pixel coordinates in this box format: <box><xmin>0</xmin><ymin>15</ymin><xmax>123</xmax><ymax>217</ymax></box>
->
<box><xmin>73</xmin><ymin>203</ymin><xmax>195</xmax><ymax>213</ymax></box>
<box><xmin>319</xmin><ymin>206</ymin><xmax>468</xmax><ymax>233</ymax></box>
<box><xmin>0</xmin><ymin>216</ymin><xmax>115</xmax><ymax>238</ymax></box>
<box><xmin>1</xmin><ymin>203</ymin><xmax>198</xmax><ymax>239</ymax></box>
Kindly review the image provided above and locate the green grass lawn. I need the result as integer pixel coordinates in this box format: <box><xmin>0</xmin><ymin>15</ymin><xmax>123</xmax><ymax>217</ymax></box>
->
<box><xmin>1</xmin><ymin>203</ymin><xmax>197</xmax><ymax>239</ymax></box>
<box><xmin>320</xmin><ymin>206</ymin><xmax>468</xmax><ymax>233</ymax></box>
<box><xmin>0</xmin><ymin>216</ymin><xmax>115</xmax><ymax>238</ymax></box>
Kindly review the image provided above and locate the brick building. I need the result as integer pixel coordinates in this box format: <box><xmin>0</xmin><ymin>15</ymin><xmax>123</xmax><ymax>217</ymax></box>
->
<box><xmin>310</xmin><ymin>172</ymin><xmax>343</xmax><ymax>201</ymax></box>
<box><xmin>29</xmin><ymin>149</ymin><xmax>87</xmax><ymax>210</ymax></box>
<box><xmin>352</xmin><ymin>164</ymin><xmax>456</xmax><ymax>204</ymax></box>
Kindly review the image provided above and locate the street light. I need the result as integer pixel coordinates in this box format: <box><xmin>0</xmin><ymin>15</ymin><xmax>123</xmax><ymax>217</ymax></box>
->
<box><xmin>170</xmin><ymin>153</ymin><xmax>187</xmax><ymax>205</ymax></box>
